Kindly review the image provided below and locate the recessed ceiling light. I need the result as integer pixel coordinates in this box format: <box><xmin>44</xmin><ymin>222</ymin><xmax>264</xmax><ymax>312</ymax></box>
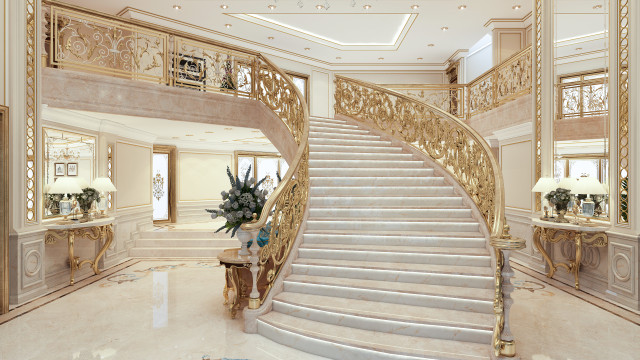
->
<box><xmin>316</xmin><ymin>4</ymin><xmax>324</xmax><ymax>10</ymax></box>
<box><xmin>225</xmin><ymin>24</ymin><xmax>232</xmax><ymax>28</ymax></box>
<box><xmin>336</xmin><ymin>56</ymin><xmax>342</xmax><ymax>59</ymax></box>
<box><xmin>220</xmin><ymin>4</ymin><xmax>228</xmax><ymax>9</ymax></box>
<box><xmin>268</xmin><ymin>4</ymin><xmax>276</xmax><ymax>10</ymax></box>
<box><xmin>173</xmin><ymin>4</ymin><xmax>182</xmax><ymax>10</ymax></box>
<box><xmin>185</xmin><ymin>134</ymin><xmax>194</xmax><ymax>136</ymax></box>
<box><xmin>304</xmin><ymin>47</ymin><xmax>311</xmax><ymax>50</ymax></box>
<box><xmin>512</xmin><ymin>5</ymin><xmax>521</xmax><ymax>10</ymax></box>
<box><xmin>205</xmin><ymin>131</ymin><xmax>215</xmax><ymax>133</ymax></box>
<box><xmin>458</xmin><ymin>5</ymin><xmax>467</xmax><ymax>10</ymax></box>
<box><xmin>417</xmin><ymin>57</ymin><xmax>423</xmax><ymax>60</ymax></box>
<box><xmin>411</xmin><ymin>5</ymin><xmax>419</xmax><ymax>10</ymax></box>
<box><xmin>224</xmin><ymin>128</ymin><xmax>233</xmax><ymax>130</ymax></box>
<box><xmin>441</xmin><ymin>27</ymin><xmax>449</xmax><ymax>32</ymax></box>
<box><xmin>378</xmin><ymin>57</ymin><xmax>384</xmax><ymax>60</ymax></box>
<box><xmin>267</xmin><ymin>36</ymin><xmax>274</xmax><ymax>40</ymax></box>
<box><xmin>593</xmin><ymin>4</ymin><xmax>603</xmax><ymax>9</ymax></box>
<box><xmin>428</xmin><ymin>43</ymin><xmax>435</xmax><ymax>47</ymax></box>
<box><xmin>575</xmin><ymin>47</ymin><xmax>583</xmax><ymax>50</ymax></box>
<box><xmin>363</xmin><ymin>4</ymin><xmax>372</xmax><ymax>10</ymax></box>
<box><xmin>199</xmin><ymin>139</ymin><xmax>206</xmax><ymax>141</ymax></box>
<box><xmin>171</xmin><ymin>136</ymin><xmax>180</xmax><ymax>139</ymax></box>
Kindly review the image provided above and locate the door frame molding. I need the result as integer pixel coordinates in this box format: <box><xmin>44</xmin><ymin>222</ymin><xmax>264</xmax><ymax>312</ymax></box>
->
<box><xmin>1</xmin><ymin>106</ymin><xmax>9</xmax><ymax>314</ymax></box>
<box><xmin>153</xmin><ymin>145</ymin><xmax>177</xmax><ymax>224</ymax></box>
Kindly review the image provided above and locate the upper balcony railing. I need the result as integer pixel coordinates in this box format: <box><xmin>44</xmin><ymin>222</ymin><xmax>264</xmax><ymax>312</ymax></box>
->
<box><xmin>557</xmin><ymin>72</ymin><xmax>608</xmax><ymax>120</ymax></box>
<box><xmin>44</xmin><ymin>1</ymin><xmax>309</xmax><ymax>310</ymax></box>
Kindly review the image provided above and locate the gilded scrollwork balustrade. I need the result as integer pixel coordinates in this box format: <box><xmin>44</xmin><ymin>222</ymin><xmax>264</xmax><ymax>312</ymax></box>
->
<box><xmin>383</xmin><ymin>85</ymin><xmax>466</xmax><ymax>119</ymax></box>
<box><xmin>334</xmin><ymin>75</ymin><xmax>525</xmax><ymax>358</ymax></box>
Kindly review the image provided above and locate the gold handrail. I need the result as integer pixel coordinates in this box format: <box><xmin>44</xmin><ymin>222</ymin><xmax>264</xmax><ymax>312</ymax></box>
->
<box><xmin>44</xmin><ymin>1</ymin><xmax>310</xmax><ymax>309</ymax></box>
<box><xmin>334</xmin><ymin>75</ymin><xmax>525</xmax><ymax>358</ymax></box>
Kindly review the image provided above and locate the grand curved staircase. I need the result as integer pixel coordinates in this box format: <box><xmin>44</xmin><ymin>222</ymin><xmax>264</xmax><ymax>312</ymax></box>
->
<box><xmin>256</xmin><ymin>116</ymin><xmax>496</xmax><ymax>360</ymax></box>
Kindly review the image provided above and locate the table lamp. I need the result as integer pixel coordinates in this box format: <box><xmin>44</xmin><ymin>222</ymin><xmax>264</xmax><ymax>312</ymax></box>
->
<box><xmin>92</xmin><ymin>177</ymin><xmax>117</xmax><ymax>218</ymax></box>
<box><xmin>48</xmin><ymin>177</ymin><xmax>83</xmax><ymax>224</ymax></box>
<box><xmin>573</xmin><ymin>176</ymin><xmax>607</xmax><ymax>225</ymax></box>
<box><xmin>531</xmin><ymin>177</ymin><xmax>557</xmax><ymax>219</ymax></box>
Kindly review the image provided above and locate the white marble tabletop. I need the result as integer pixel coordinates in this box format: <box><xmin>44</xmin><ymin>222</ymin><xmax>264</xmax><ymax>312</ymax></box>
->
<box><xmin>531</xmin><ymin>217</ymin><xmax>610</xmax><ymax>232</ymax></box>
<box><xmin>45</xmin><ymin>217</ymin><xmax>115</xmax><ymax>230</ymax></box>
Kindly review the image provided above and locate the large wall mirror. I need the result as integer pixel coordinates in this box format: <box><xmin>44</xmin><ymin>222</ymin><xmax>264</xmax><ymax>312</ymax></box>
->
<box><xmin>553</xmin><ymin>0</ymin><xmax>610</xmax><ymax>219</ymax></box>
<box><xmin>43</xmin><ymin>128</ymin><xmax>96</xmax><ymax>218</ymax></box>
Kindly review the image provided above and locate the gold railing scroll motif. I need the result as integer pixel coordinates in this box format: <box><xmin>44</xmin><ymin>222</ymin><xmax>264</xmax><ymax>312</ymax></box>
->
<box><xmin>334</xmin><ymin>76</ymin><xmax>525</xmax><ymax>358</ymax></box>
<box><xmin>384</xmin><ymin>85</ymin><xmax>466</xmax><ymax>119</ymax></box>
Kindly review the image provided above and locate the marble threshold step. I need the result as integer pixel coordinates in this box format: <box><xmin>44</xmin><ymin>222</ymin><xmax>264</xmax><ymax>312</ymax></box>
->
<box><xmin>258</xmin><ymin>313</ymin><xmax>490</xmax><ymax>360</ymax></box>
<box><xmin>311</xmin><ymin>176</ymin><xmax>446</xmax><ymax>186</ymax></box>
<box><xmin>309</xmin><ymin>159</ymin><xmax>425</xmax><ymax>168</ymax></box>
<box><xmin>306</xmin><ymin>219</ymin><xmax>479</xmax><ymax>232</ymax></box>
<box><xmin>309</xmin><ymin>168</ymin><xmax>435</xmax><ymax>177</ymax></box>
<box><xmin>309</xmin><ymin>131</ymin><xmax>380</xmax><ymax>141</ymax></box>
<box><xmin>297</xmin><ymin>248</ymin><xmax>490</xmax><ymax>267</ymax></box>
<box><xmin>310</xmin><ymin>186</ymin><xmax>454</xmax><ymax>196</ymax></box>
<box><xmin>284</xmin><ymin>274</ymin><xmax>493</xmax><ymax>309</ymax></box>
<box><xmin>309</xmin><ymin>138</ymin><xmax>393</xmax><ymax>147</ymax></box>
<box><xmin>310</xmin><ymin>196</ymin><xmax>464</xmax><ymax>208</ymax></box>
<box><xmin>134</xmin><ymin>238</ymin><xmax>237</xmax><ymax>248</ymax></box>
<box><xmin>309</xmin><ymin>207</ymin><xmax>472</xmax><ymax>218</ymax></box>
<box><xmin>128</xmin><ymin>246</ymin><xmax>227</xmax><ymax>258</ymax></box>
<box><xmin>309</xmin><ymin>125</ymin><xmax>370</xmax><ymax>135</ymax></box>
<box><xmin>310</xmin><ymin>151</ymin><xmax>415</xmax><ymax>161</ymax></box>
<box><xmin>303</xmin><ymin>233</ymin><xmax>486</xmax><ymax>248</ymax></box>
<box><xmin>310</xmin><ymin>144</ymin><xmax>404</xmax><ymax>153</ymax></box>
<box><xmin>300</xmin><ymin>243</ymin><xmax>489</xmax><ymax>256</ymax></box>
<box><xmin>272</xmin><ymin>292</ymin><xmax>493</xmax><ymax>343</ymax></box>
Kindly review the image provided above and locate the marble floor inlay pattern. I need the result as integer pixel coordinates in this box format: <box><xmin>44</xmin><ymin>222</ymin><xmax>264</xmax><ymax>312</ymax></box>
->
<box><xmin>0</xmin><ymin>260</ymin><xmax>638</xmax><ymax>360</ymax></box>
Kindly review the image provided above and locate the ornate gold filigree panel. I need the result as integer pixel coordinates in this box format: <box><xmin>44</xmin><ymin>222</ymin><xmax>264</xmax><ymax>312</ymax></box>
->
<box><xmin>107</xmin><ymin>144</ymin><xmax>113</xmax><ymax>209</ymax></box>
<box><xmin>617</xmin><ymin>0</ymin><xmax>630</xmax><ymax>224</ymax></box>
<box><xmin>535</xmin><ymin>0</ymin><xmax>543</xmax><ymax>212</ymax></box>
<box><xmin>26</xmin><ymin>0</ymin><xmax>38</xmax><ymax>223</ymax></box>
<box><xmin>384</xmin><ymin>85</ymin><xmax>466</xmax><ymax>119</ymax></box>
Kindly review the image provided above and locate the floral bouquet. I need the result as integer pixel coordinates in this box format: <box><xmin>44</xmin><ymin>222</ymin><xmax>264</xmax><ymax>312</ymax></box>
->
<box><xmin>206</xmin><ymin>166</ymin><xmax>269</xmax><ymax>237</ymax></box>
<box><xmin>75</xmin><ymin>187</ymin><xmax>100</xmax><ymax>213</ymax></box>
<box><xmin>545</xmin><ymin>187</ymin><xmax>571</xmax><ymax>211</ymax></box>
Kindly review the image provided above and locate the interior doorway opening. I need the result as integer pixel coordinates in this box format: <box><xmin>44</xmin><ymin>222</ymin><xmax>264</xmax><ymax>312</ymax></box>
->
<box><xmin>153</xmin><ymin>145</ymin><xmax>176</xmax><ymax>224</ymax></box>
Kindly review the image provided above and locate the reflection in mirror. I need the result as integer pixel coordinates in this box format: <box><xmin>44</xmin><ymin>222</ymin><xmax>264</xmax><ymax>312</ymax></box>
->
<box><xmin>553</xmin><ymin>0</ymin><xmax>609</xmax><ymax>219</ymax></box>
<box><xmin>43</xmin><ymin>128</ymin><xmax>96</xmax><ymax>218</ymax></box>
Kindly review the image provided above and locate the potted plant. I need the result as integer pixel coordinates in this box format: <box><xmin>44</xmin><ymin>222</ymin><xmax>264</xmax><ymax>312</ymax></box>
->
<box><xmin>206</xmin><ymin>166</ymin><xmax>269</xmax><ymax>255</ymax></box>
<box><xmin>545</xmin><ymin>187</ymin><xmax>572</xmax><ymax>223</ymax></box>
<box><xmin>74</xmin><ymin>187</ymin><xmax>100</xmax><ymax>222</ymax></box>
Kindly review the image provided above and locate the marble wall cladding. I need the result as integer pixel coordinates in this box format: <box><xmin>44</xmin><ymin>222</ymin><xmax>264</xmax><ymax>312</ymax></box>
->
<box><xmin>467</xmin><ymin>94</ymin><xmax>533</xmax><ymax>137</ymax></box>
<box><xmin>9</xmin><ymin>231</ymin><xmax>48</xmax><ymax>304</ymax></box>
<box><xmin>606</xmin><ymin>232</ymin><xmax>639</xmax><ymax>309</ymax></box>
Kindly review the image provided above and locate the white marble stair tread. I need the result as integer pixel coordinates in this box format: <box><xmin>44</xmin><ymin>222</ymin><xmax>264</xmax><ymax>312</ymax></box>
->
<box><xmin>293</xmin><ymin>258</ymin><xmax>493</xmax><ymax>277</ymax></box>
<box><xmin>285</xmin><ymin>274</ymin><xmax>494</xmax><ymax>303</ymax></box>
<box><xmin>309</xmin><ymin>138</ymin><xmax>393</xmax><ymax>147</ymax></box>
<box><xmin>310</xmin><ymin>160</ymin><xmax>426</xmax><ymax>169</ymax></box>
<box><xmin>307</xmin><ymin>217</ymin><xmax>477</xmax><ymax>223</ymax></box>
<box><xmin>306</xmin><ymin>220</ymin><xmax>480</xmax><ymax>233</ymax></box>
<box><xmin>310</xmin><ymin>131</ymin><xmax>381</xmax><ymax>140</ymax></box>
<box><xmin>308</xmin><ymin>117</ymin><xmax>349</xmax><ymax>124</ymax></box>
<box><xmin>311</xmin><ymin>176</ymin><xmax>446</xmax><ymax>186</ymax></box>
<box><xmin>298</xmin><ymin>248</ymin><xmax>490</xmax><ymax>267</ymax></box>
<box><xmin>128</xmin><ymin>247</ymin><xmax>227</xmax><ymax>258</ymax></box>
<box><xmin>309</xmin><ymin>207</ymin><xmax>471</xmax><ymax>219</ymax></box>
<box><xmin>310</xmin><ymin>167</ymin><xmax>435</xmax><ymax>176</ymax></box>
<box><xmin>135</xmin><ymin>238</ymin><xmax>238</xmax><ymax>247</ymax></box>
<box><xmin>310</xmin><ymin>144</ymin><xmax>405</xmax><ymax>153</ymax></box>
<box><xmin>273</xmin><ymin>292</ymin><xmax>494</xmax><ymax>332</ymax></box>
<box><xmin>258</xmin><ymin>312</ymin><xmax>490</xmax><ymax>360</ymax></box>
<box><xmin>299</xmin><ymin>243</ymin><xmax>490</xmax><ymax>256</ymax></box>
<box><xmin>303</xmin><ymin>233</ymin><xmax>486</xmax><ymax>247</ymax></box>
<box><xmin>309</xmin><ymin>126</ymin><xmax>371</xmax><ymax>135</ymax></box>
<box><xmin>310</xmin><ymin>152</ymin><xmax>415</xmax><ymax>161</ymax></box>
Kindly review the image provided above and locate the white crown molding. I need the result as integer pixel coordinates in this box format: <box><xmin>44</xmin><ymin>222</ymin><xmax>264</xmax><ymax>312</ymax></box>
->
<box><xmin>491</xmin><ymin>122</ymin><xmax>533</xmax><ymax>142</ymax></box>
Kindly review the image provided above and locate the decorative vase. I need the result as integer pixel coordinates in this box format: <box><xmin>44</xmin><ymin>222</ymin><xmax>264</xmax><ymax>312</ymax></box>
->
<box><xmin>555</xmin><ymin>209</ymin><xmax>569</xmax><ymax>223</ymax></box>
<box><xmin>236</xmin><ymin>228</ymin><xmax>252</xmax><ymax>256</ymax></box>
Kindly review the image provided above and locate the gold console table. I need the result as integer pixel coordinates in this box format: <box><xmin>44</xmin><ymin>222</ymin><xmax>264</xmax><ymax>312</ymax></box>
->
<box><xmin>531</xmin><ymin>218</ymin><xmax>608</xmax><ymax>290</ymax></box>
<box><xmin>45</xmin><ymin>217</ymin><xmax>114</xmax><ymax>285</ymax></box>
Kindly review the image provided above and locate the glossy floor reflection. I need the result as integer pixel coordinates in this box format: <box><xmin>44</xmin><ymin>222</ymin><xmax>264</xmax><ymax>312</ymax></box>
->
<box><xmin>0</xmin><ymin>260</ymin><xmax>638</xmax><ymax>360</ymax></box>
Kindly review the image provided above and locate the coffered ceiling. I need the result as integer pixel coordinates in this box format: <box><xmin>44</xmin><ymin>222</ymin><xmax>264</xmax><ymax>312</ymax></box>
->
<box><xmin>61</xmin><ymin>0</ymin><xmax>533</xmax><ymax>69</ymax></box>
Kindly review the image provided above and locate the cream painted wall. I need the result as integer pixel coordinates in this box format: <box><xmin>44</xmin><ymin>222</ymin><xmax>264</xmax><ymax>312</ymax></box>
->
<box><xmin>311</xmin><ymin>70</ymin><xmax>331</xmax><ymax>118</ymax></box>
<box><xmin>115</xmin><ymin>141</ymin><xmax>152</xmax><ymax>209</ymax></box>
<box><xmin>0</xmin><ymin>0</ymin><xmax>5</xmax><ymax>105</ymax></box>
<box><xmin>466</xmin><ymin>44</ymin><xmax>493</xmax><ymax>82</ymax></box>
<box><xmin>178</xmin><ymin>151</ymin><xmax>233</xmax><ymax>202</ymax></box>
<box><xmin>501</xmin><ymin>139</ymin><xmax>533</xmax><ymax>211</ymax></box>
<box><xmin>339</xmin><ymin>72</ymin><xmax>445</xmax><ymax>85</ymax></box>
<box><xmin>496</xmin><ymin>32</ymin><xmax>524</xmax><ymax>63</ymax></box>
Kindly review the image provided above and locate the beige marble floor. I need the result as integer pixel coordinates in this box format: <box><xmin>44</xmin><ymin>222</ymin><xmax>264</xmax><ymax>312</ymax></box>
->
<box><xmin>0</xmin><ymin>260</ymin><xmax>637</xmax><ymax>360</ymax></box>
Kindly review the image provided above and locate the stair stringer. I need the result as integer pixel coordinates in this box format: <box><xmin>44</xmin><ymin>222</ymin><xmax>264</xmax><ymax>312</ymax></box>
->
<box><xmin>243</xmin><ymin>206</ymin><xmax>311</xmax><ymax>333</ymax></box>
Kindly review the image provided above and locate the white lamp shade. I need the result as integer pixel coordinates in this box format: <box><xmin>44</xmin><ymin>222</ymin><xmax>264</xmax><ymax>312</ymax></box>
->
<box><xmin>573</xmin><ymin>176</ymin><xmax>606</xmax><ymax>195</ymax></box>
<box><xmin>558</xmin><ymin>177</ymin><xmax>578</xmax><ymax>190</ymax></box>
<box><xmin>92</xmin><ymin>177</ymin><xmax>117</xmax><ymax>192</ymax></box>
<box><xmin>601</xmin><ymin>182</ymin><xmax>609</xmax><ymax>194</ymax></box>
<box><xmin>49</xmin><ymin>177</ymin><xmax>83</xmax><ymax>195</ymax></box>
<box><xmin>532</xmin><ymin>177</ymin><xmax>557</xmax><ymax>193</ymax></box>
<box><xmin>76</xmin><ymin>177</ymin><xmax>90</xmax><ymax>189</ymax></box>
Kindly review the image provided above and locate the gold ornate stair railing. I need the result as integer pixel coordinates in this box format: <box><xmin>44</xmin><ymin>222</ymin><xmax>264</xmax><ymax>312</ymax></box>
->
<box><xmin>383</xmin><ymin>84</ymin><xmax>466</xmax><ymax>119</ymax></box>
<box><xmin>44</xmin><ymin>1</ymin><xmax>309</xmax><ymax>313</ymax></box>
<box><xmin>334</xmin><ymin>75</ymin><xmax>525</xmax><ymax>358</ymax></box>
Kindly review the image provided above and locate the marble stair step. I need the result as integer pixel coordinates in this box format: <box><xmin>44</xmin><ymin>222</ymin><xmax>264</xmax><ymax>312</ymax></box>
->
<box><xmin>293</xmin><ymin>258</ymin><xmax>494</xmax><ymax>279</ymax></box>
<box><xmin>310</xmin><ymin>196</ymin><xmax>463</xmax><ymax>207</ymax></box>
<box><xmin>310</xmin><ymin>131</ymin><xmax>380</xmax><ymax>141</ymax></box>
<box><xmin>128</xmin><ymin>247</ymin><xmax>226</xmax><ymax>258</ymax></box>
<box><xmin>309</xmin><ymin>125</ymin><xmax>370</xmax><ymax>135</ymax></box>
<box><xmin>272</xmin><ymin>292</ymin><xmax>494</xmax><ymax>342</ymax></box>
<box><xmin>310</xmin><ymin>152</ymin><xmax>415</xmax><ymax>161</ymax></box>
<box><xmin>309</xmin><ymin>207</ymin><xmax>472</xmax><ymax>219</ymax></box>
<box><xmin>135</xmin><ymin>238</ymin><xmax>237</xmax><ymax>248</ymax></box>
<box><xmin>303</xmin><ymin>233</ymin><xmax>486</xmax><ymax>248</ymax></box>
<box><xmin>310</xmin><ymin>186</ymin><xmax>454</xmax><ymax>196</ymax></box>
<box><xmin>258</xmin><ymin>313</ymin><xmax>490</xmax><ymax>360</ymax></box>
<box><xmin>310</xmin><ymin>168</ymin><xmax>435</xmax><ymax>177</ymax></box>
<box><xmin>306</xmin><ymin>220</ymin><xmax>480</xmax><ymax>232</ymax></box>
<box><xmin>297</xmin><ymin>248</ymin><xmax>491</xmax><ymax>267</ymax></box>
<box><xmin>300</xmin><ymin>243</ymin><xmax>490</xmax><ymax>256</ymax></box>
<box><xmin>139</xmin><ymin>230</ymin><xmax>228</xmax><ymax>239</ymax></box>
<box><xmin>310</xmin><ymin>144</ymin><xmax>404</xmax><ymax>153</ymax></box>
<box><xmin>311</xmin><ymin>176</ymin><xmax>446</xmax><ymax>186</ymax></box>
<box><xmin>309</xmin><ymin>159</ymin><xmax>425</xmax><ymax>169</ymax></box>
<box><xmin>309</xmin><ymin>138</ymin><xmax>393</xmax><ymax>147</ymax></box>
<box><xmin>284</xmin><ymin>274</ymin><xmax>493</xmax><ymax>312</ymax></box>
<box><xmin>308</xmin><ymin>117</ymin><xmax>349</xmax><ymax>125</ymax></box>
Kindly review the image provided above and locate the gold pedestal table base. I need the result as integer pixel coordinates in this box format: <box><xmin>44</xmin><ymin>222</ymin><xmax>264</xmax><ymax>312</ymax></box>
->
<box><xmin>45</xmin><ymin>217</ymin><xmax>115</xmax><ymax>285</ymax></box>
<box><xmin>531</xmin><ymin>218</ymin><xmax>608</xmax><ymax>290</ymax></box>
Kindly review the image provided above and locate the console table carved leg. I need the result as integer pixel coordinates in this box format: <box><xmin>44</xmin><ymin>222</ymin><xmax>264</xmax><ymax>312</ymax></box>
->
<box><xmin>68</xmin><ymin>231</ymin><xmax>77</xmax><ymax>285</ymax></box>
<box><xmin>573</xmin><ymin>233</ymin><xmax>583</xmax><ymax>290</ymax></box>
<box><xmin>532</xmin><ymin>226</ymin><xmax>556</xmax><ymax>278</ymax></box>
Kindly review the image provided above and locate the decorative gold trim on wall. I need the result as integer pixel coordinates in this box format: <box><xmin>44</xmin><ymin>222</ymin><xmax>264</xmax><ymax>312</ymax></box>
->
<box><xmin>617</xmin><ymin>0</ymin><xmax>630</xmax><ymax>225</ymax></box>
<box><xmin>107</xmin><ymin>144</ymin><xmax>113</xmax><ymax>210</ymax></box>
<box><xmin>1</xmin><ymin>106</ymin><xmax>9</xmax><ymax>314</ymax></box>
<box><xmin>534</xmin><ymin>0</ymin><xmax>543</xmax><ymax>212</ymax></box>
<box><xmin>26</xmin><ymin>0</ymin><xmax>37</xmax><ymax>223</ymax></box>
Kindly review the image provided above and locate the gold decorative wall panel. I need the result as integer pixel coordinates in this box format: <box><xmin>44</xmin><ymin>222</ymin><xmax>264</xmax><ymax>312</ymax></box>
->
<box><xmin>534</xmin><ymin>0</ymin><xmax>543</xmax><ymax>212</ymax></box>
<box><xmin>617</xmin><ymin>0</ymin><xmax>629</xmax><ymax>224</ymax></box>
<box><xmin>26</xmin><ymin>0</ymin><xmax>37</xmax><ymax>223</ymax></box>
